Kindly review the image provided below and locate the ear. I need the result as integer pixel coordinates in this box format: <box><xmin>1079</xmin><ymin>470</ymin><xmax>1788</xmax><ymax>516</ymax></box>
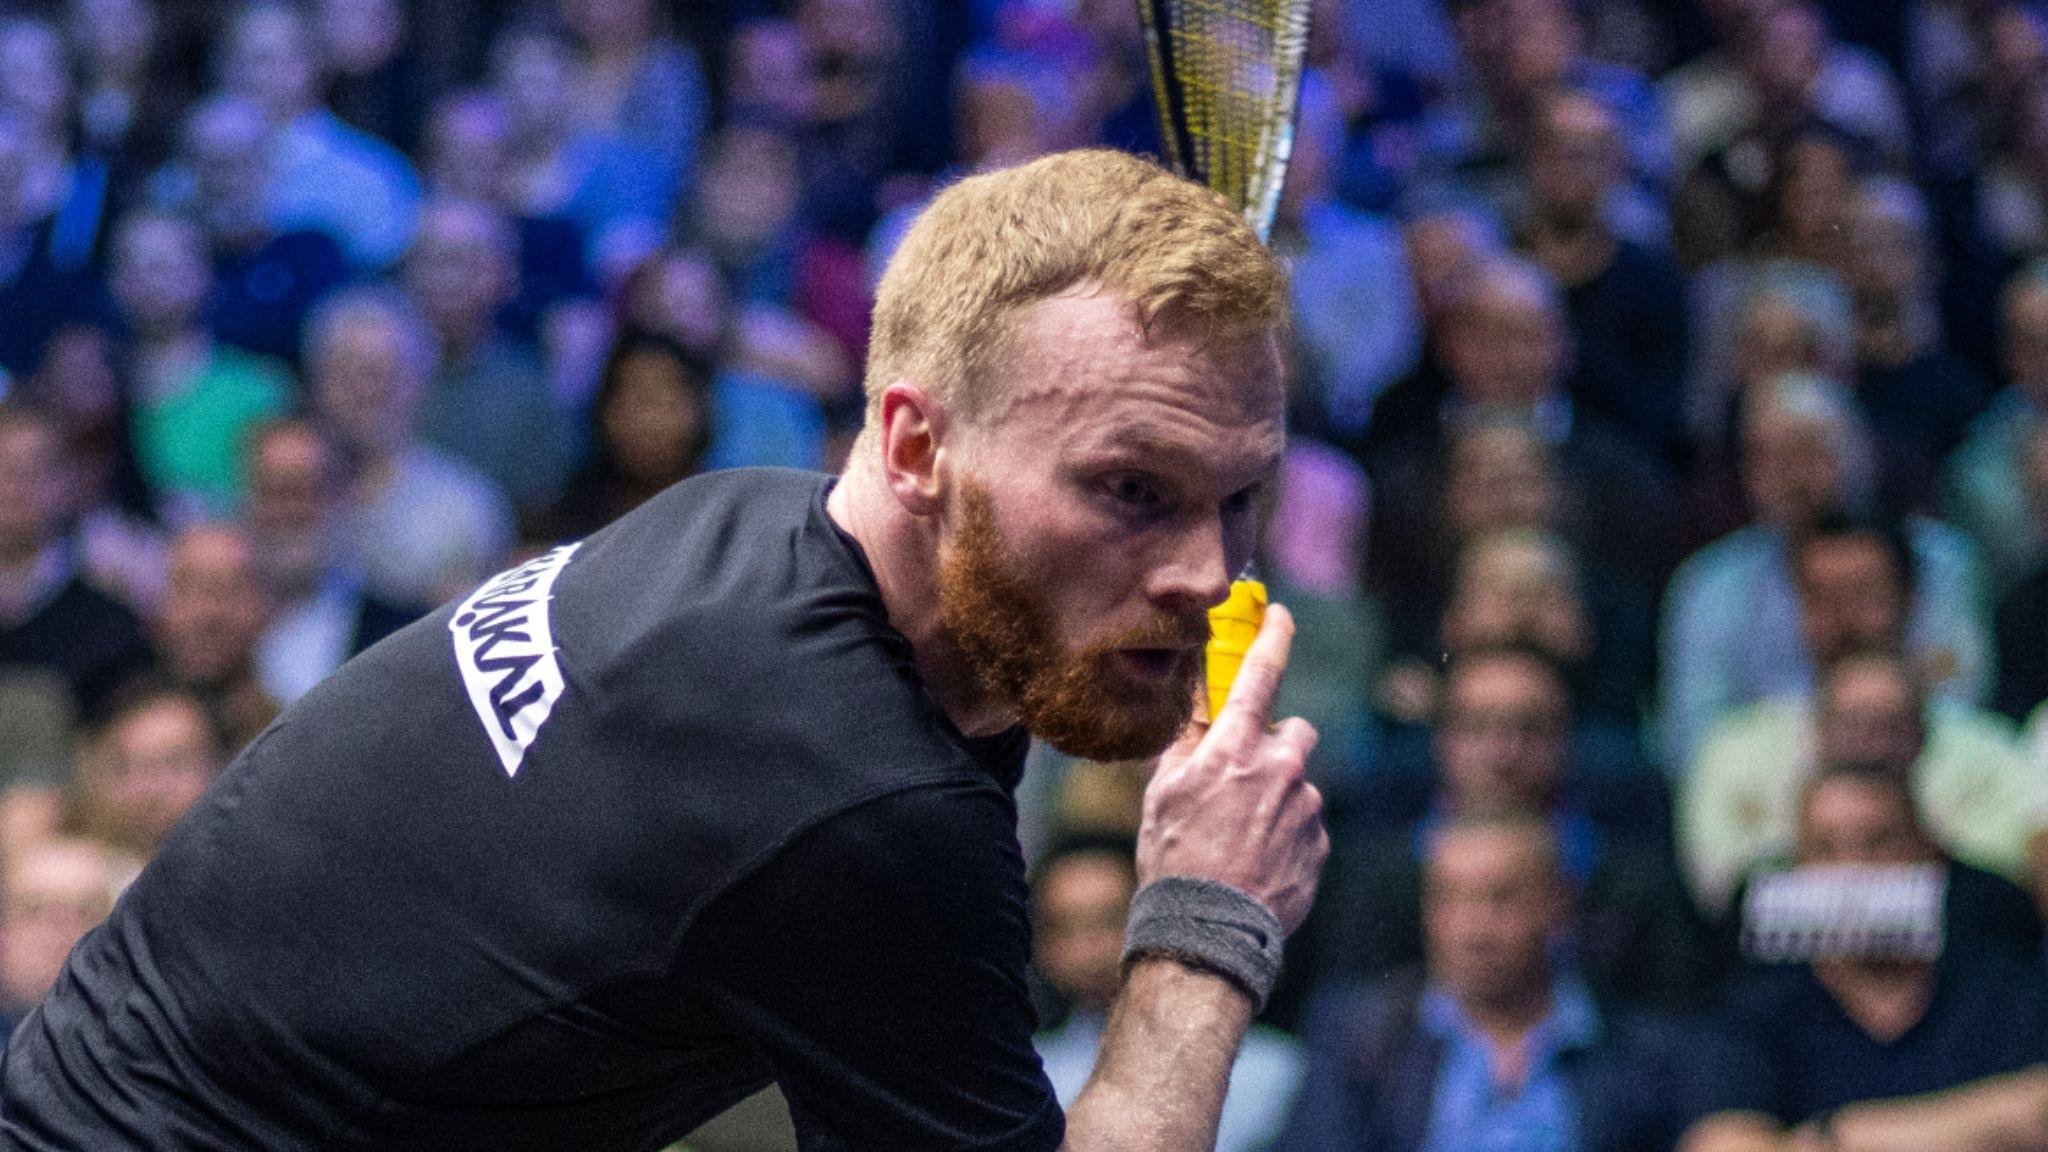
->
<box><xmin>878</xmin><ymin>381</ymin><xmax>950</xmax><ymax>517</ymax></box>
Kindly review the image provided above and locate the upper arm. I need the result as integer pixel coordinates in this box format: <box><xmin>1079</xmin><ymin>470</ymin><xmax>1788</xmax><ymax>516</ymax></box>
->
<box><xmin>677</xmin><ymin>782</ymin><xmax>1063</xmax><ymax>1152</ymax></box>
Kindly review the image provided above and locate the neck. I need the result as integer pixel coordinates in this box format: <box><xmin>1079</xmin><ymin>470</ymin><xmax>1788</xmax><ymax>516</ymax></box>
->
<box><xmin>826</xmin><ymin>458</ymin><xmax>1015</xmax><ymax>737</ymax></box>
<box><xmin>1814</xmin><ymin>959</ymin><xmax>1935</xmax><ymax>1043</ymax></box>
<box><xmin>1460</xmin><ymin>976</ymin><xmax>1554</xmax><ymax>1042</ymax></box>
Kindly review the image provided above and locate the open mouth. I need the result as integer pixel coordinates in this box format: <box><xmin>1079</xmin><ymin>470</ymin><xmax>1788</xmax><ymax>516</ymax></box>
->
<box><xmin>1114</xmin><ymin>647</ymin><xmax>1188</xmax><ymax>683</ymax></box>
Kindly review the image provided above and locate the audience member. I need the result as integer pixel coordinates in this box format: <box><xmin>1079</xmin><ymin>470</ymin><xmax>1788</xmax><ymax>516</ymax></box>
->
<box><xmin>0</xmin><ymin>111</ymin><xmax>93</xmax><ymax>380</ymax></box>
<box><xmin>1274</xmin><ymin>816</ymin><xmax>1756</xmax><ymax>1152</ymax></box>
<box><xmin>1514</xmin><ymin>88</ymin><xmax>1690</xmax><ymax>464</ymax></box>
<box><xmin>151</xmin><ymin>523</ymin><xmax>278</xmax><ymax>756</ymax></box>
<box><xmin>1031</xmin><ymin>836</ymin><xmax>1304</xmax><ymax>1152</ymax></box>
<box><xmin>0</xmin><ymin>837</ymin><xmax>132</xmax><ymax>1029</ymax></box>
<box><xmin>531</xmin><ymin>332</ymin><xmax>713</xmax><ymax>544</ymax></box>
<box><xmin>1660</xmin><ymin>374</ymin><xmax>1990</xmax><ymax>765</ymax></box>
<box><xmin>1301</xmin><ymin>646</ymin><xmax>1704</xmax><ymax>1019</ymax></box>
<box><xmin>1366</xmin><ymin>254</ymin><xmax>1678</xmax><ymax>612</ymax></box>
<box><xmin>175</xmin><ymin>93</ymin><xmax>349</xmax><ymax>369</ymax></box>
<box><xmin>557</xmin><ymin>0</ymin><xmax>708</xmax><ymax>210</ymax></box>
<box><xmin>1701</xmin><ymin>763</ymin><xmax>2048</xmax><ymax>1147</ymax></box>
<box><xmin>314</xmin><ymin>0</ymin><xmax>431</xmax><ymax>156</ymax></box>
<box><xmin>66</xmin><ymin>0</ymin><xmax>183</xmax><ymax>207</ymax></box>
<box><xmin>1843</xmin><ymin>177</ymin><xmax>1987</xmax><ymax>512</ymax></box>
<box><xmin>244</xmin><ymin>419</ymin><xmax>421</xmax><ymax>705</ymax></box>
<box><xmin>106</xmin><ymin>209</ymin><xmax>292</xmax><ymax>520</ymax></box>
<box><xmin>219</xmin><ymin>0</ymin><xmax>421</xmax><ymax>268</ymax></box>
<box><xmin>1992</xmin><ymin>420</ymin><xmax>2048</xmax><ymax>722</ymax></box>
<box><xmin>304</xmin><ymin>285</ymin><xmax>513</xmax><ymax>606</ymax></box>
<box><xmin>1945</xmin><ymin>260</ymin><xmax>2048</xmax><ymax>592</ymax></box>
<box><xmin>402</xmin><ymin>197</ymin><xmax>568</xmax><ymax>512</ymax></box>
<box><xmin>0</xmin><ymin>404</ymin><xmax>152</xmax><ymax>720</ymax></box>
<box><xmin>1684</xmin><ymin>625</ymin><xmax>2040</xmax><ymax>913</ymax></box>
<box><xmin>68</xmin><ymin>679</ymin><xmax>223</xmax><ymax>859</ymax></box>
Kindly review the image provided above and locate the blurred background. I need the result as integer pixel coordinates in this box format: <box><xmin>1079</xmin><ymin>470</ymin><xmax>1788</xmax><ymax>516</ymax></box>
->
<box><xmin>0</xmin><ymin>0</ymin><xmax>2046</xmax><ymax>1148</ymax></box>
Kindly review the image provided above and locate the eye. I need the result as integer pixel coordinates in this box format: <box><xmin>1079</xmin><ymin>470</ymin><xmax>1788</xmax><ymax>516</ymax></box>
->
<box><xmin>1104</xmin><ymin>473</ymin><xmax>1165</xmax><ymax>509</ymax></box>
<box><xmin>1221</xmin><ymin>484</ymin><xmax>1260</xmax><ymax>515</ymax></box>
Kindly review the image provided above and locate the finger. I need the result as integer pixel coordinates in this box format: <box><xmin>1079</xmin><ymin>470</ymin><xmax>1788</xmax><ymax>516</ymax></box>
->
<box><xmin>1266</xmin><ymin>716</ymin><xmax>1319</xmax><ymax>766</ymax></box>
<box><xmin>1207</xmin><ymin>602</ymin><xmax>1295</xmax><ymax>753</ymax></box>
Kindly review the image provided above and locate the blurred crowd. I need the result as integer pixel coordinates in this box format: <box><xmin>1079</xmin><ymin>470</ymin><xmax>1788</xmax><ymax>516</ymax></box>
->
<box><xmin>1</xmin><ymin>0</ymin><xmax>2047</xmax><ymax>1148</ymax></box>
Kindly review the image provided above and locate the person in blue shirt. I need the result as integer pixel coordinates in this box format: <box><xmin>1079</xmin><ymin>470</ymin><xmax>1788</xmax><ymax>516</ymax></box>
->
<box><xmin>1275</xmin><ymin>814</ymin><xmax>1760</xmax><ymax>1152</ymax></box>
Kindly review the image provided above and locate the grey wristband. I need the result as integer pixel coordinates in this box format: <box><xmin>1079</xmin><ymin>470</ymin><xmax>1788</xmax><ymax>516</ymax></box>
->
<box><xmin>1122</xmin><ymin>876</ymin><xmax>1287</xmax><ymax>1012</ymax></box>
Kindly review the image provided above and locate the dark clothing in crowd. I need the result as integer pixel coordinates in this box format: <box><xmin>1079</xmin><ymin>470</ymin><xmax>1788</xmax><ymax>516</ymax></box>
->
<box><xmin>1554</xmin><ymin>240</ymin><xmax>1692</xmax><ymax>466</ymax></box>
<box><xmin>1273</xmin><ymin>970</ymin><xmax>1758</xmax><ymax>1152</ymax></box>
<box><xmin>0</xmin><ymin>219</ymin><xmax>91</xmax><ymax>379</ymax></box>
<box><xmin>0</xmin><ymin>573</ymin><xmax>153</xmax><ymax>721</ymax></box>
<box><xmin>1719</xmin><ymin>946</ymin><xmax>2048</xmax><ymax>1125</ymax></box>
<box><xmin>1858</xmin><ymin>352</ymin><xmax>1987</xmax><ymax>513</ymax></box>
<box><xmin>1994</xmin><ymin>563</ymin><xmax>2048</xmax><ymax>722</ymax></box>
<box><xmin>0</xmin><ymin>470</ymin><xmax>1062</xmax><ymax>1151</ymax></box>
<box><xmin>211</xmin><ymin>230</ymin><xmax>350</xmax><ymax>368</ymax></box>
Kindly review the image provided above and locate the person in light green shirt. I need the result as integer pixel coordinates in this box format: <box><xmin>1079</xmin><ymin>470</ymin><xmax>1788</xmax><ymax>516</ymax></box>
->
<box><xmin>1683</xmin><ymin>649</ymin><xmax>2041</xmax><ymax>914</ymax></box>
<box><xmin>109</xmin><ymin>211</ymin><xmax>292</xmax><ymax>519</ymax></box>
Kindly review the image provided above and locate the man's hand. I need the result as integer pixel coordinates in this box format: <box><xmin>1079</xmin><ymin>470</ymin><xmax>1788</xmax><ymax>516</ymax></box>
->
<box><xmin>1137</xmin><ymin>603</ymin><xmax>1328</xmax><ymax>935</ymax></box>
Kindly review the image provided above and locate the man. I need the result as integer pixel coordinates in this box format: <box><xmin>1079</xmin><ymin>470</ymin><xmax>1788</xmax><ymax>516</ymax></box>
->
<box><xmin>1275</xmin><ymin>816</ymin><xmax>1755</xmax><ymax>1151</ymax></box>
<box><xmin>401</xmin><ymin>196</ymin><xmax>568</xmax><ymax>511</ymax></box>
<box><xmin>304</xmin><ymin>284</ymin><xmax>515</xmax><ymax>606</ymax></box>
<box><xmin>1300</xmin><ymin>646</ymin><xmax>1705</xmax><ymax>1016</ymax></box>
<box><xmin>0</xmin><ymin>838</ymin><xmax>132</xmax><ymax>1037</ymax></box>
<box><xmin>1683</xmin><ymin>548</ymin><xmax>2039</xmax><ymax>913</ymax></box>
<box><xmin>1947</xmin><ymin>261</ymin><xmax>2048</xmax><ymax>594</ymax></box>
<box><xmin>0</xmin><ymin>404</ymin><xmax>152</xmax><ymax>721</ymax></box>
<box><xmin>243</xmin><ymin>418</ymin><xmax>422</xmax><ymax>705</ymax></box>
<box><xmin>151</xmin><ymin>523</ymin><xmax>279</xmax><ymax>755</ymax></box>
<box><xmin>67</xmin><ymin>681</ymin><xmax>225</xmax><ymax>861</ymax></box>
<box><xmin>1687</xmin><ymin>763</ymin><xmax>2048</xmax><ymax>1152</ymax></box>
<box><xmin>0</xmin><ymin>149</ymin><xmax>1328</xmax><ymax>1150</ymax></box>
<box><xmin>1031</xmin><ymin>836</ymin><xmax>1305</xmax><ymax>1152</ymax></box>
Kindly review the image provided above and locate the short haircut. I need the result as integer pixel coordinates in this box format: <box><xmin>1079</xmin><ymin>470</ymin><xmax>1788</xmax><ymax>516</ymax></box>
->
<box><xmin>301</xmin><ymin>283</ymin><xmax>437</xmax><ymax>380</ymax></box>
<box><xmin>857</xmin><ymin>149</ymin><xmax>1287</xmax><ymax>454</ymax></box>
<box><xmin>1799</xmin><ymin>757</ymin><xmax>1927</xmax><ymax>836</ymax></box>
<box><xmin>1792</xmin><ymin>506</ymin><xmax>1919</xmax><ymax>602</ymax></box>
<box><xmin>1426</xmin><ymin>810</ymin><xmax>1566</xmax><ymax>889</ymax></box>
<box><xmin>1439</xmin><ymin>642</ymin><xmax>1572</xmax><ymax>714</ymax></box>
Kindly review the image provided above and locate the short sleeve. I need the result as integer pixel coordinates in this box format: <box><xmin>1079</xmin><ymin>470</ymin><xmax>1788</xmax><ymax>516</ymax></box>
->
<box><xmin>675</xmin><ymin>780</ymin><xmax>1064</xmax><ymax>1152</ymax></box>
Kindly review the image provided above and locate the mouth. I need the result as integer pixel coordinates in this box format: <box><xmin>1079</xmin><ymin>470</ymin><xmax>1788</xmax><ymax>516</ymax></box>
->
<box><xmin>1112</xmin><ymin>647</ymin><xmax>1191</xmax><ymax>684</ymax></box>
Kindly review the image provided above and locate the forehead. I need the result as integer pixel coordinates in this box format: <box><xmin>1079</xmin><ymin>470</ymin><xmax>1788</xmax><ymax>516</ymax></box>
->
<box><xmin>989</xmin><ymin>290</ymin><xmax>1284</xmax><ymax>474</ymax></box>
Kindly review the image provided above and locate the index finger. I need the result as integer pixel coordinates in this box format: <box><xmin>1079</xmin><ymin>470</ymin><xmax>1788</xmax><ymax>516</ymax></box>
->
<box><xmin>1206</xmin><ymin>601</ymin><xmax>1295</xmax><ymax>754</ymax></box>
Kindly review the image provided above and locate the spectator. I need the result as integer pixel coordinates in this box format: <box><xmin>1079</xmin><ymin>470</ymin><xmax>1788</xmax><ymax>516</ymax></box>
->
<box><xmin>219</xmin><ymin>0</ymin><xmax>421</xmax><ymax>269</ymax></box>
<box><xmin>1719</xmin><ymin>761</ymin><xmax>2043</xmax><ymax>972</ymax></box>
<box><xmin>26</xmin><ymin>324</ymin><xmax>164</xmax><ymax>613</ymax></box>
<box><xmin>724</xmin><ymin>17</ymin><xmax>817</xmax><ymax>136</ymax></box>
<box><xmin>1273</xmin><ymin>72</ymin><xmax>1422</xmax><ymax>444</ymax></box>
<box><xmin>0</xmin><ymin>403</ymin><xmax>152</xmax><ymax>720</ymax></box>
<box><xmin>1300</xmin><ymin>646</ymin><xmax>1705</xmax><ymax>1018</ymax></box>
<box><xmin>152</xmin><ymin>523</ymin><xmax>278</xmax><ymax>756</ymax></box>
<box><xmin>176</xmin><ymin>93</ymin><xmax>349</xmax><ymax>368</ymax></box>
<box><xmin>619</xmin><ymin>246</ymin><xmax>828</xmax><ymax>472</ymax></box>
<box><xmin>1414</xmin><ymin>0</ymin><xmax>1670</xmax><ymax>240</ymax></box>
<box><xmin>67</xmin><ymin>679</ymin><xmax>221</xmax><ymax>859</ymax></box>
<box><xmin>557</xmin><ymin>0</ymin><xmax>708</xmax><ymax>211</ymax></box>
<box><xmin>0</xmin><ymin>111</ymin><xmax>92</xmax><ymax>381</ymax></box>
<box><xmin>1842</xmin><ymin>177</ymin><xmax>1986</xmax><ymax>512</ymax></box>
<box><xmin>66</xmin><ymin>0</ymin><xmax>184</xmax><ymax>208</ymax></box>
<box><xmin>1684</xmin><ymin>622</ymin><xmax>2040</xmax><ymax>914</ymax></box>
<box><xmin>1365</xmin><ymin>254</ymin><xmax>1678</xmax><ymax>610</ymax></box>
<box><xmin>1945</xmin><ymin>260</ymin><xmax>2048</xmax><ymax>593</ymax></box>
<box><xmin>1031</xmin><ymin>836</ymin><xmax>1304</xmax><ymax>1152</ymax></box>
<box><xmin>1274</xmin><ymin>815</ymin><xmax>1756</xmax><ymax>1152</ymax></box>
<box><xmin>304</xmin><ymin>285</ymin><xmax>513</xmax><ymax>606</ymax></box>
<box><xmin>531</xmin><ymin>332</ymin><xmax>711</xmax><ymax>544</ymax></box>
<box><xmin>245</xmin><ymin>419</ymin><xmax>421</xmax><ymax>705</ymax></box>
<box><xmin>1660</xmin><ymin>374</ymin><xmax>1989</xmax><ymax>766</ymax></box>
<box><xmin>1514</xmin><ymin>88</ymin><xmax>1690</xmax><ymax>465</ymax></box>
<box><xmin>0</xmin><ymin>15</ymin><xmax>113</xmax><ymax>281</ymax></box>
<box><xmin>107</xmin><ymin>209</ymin><xmax>293</xmax><ymax>521</ymax></box>
<box><xmin>402</xmin><ymin>197</ymin><xmax>568</xmax><ymax>512</ymax></box>
<box><xmin>419</xmin><ymin>90</ymin><xmax>596</xmax><ymax>348</ymax></box>
<box><xmin>1992</xmin><ymin>419</ymin><xmax>2048</xmax><ymax>721</ymax></box>
<box><xmin>313</xmin><ymin>0</ymin><xmax>431</xmax><ymax>156</ymax></box>
<box><xmin>0</xmin><ymin>837</ymin><xmax>132</xmax><ymax>1029</ymax></box>
<box><xmin>493</xmin><ymin>16</ymin><xmax>670</xmax><ymax>265</ymax></box>
<box><xmin>1703</xmin><ymin>763</ymin><xmax>2048</xmax><ymax>1147</ymax></box>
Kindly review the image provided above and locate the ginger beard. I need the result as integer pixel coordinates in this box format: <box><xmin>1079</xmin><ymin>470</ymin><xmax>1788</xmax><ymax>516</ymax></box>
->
<box><xmin>937</xmin><ymin>480</ymin><xmax>1208</xmax><ymax>761</ymax></box>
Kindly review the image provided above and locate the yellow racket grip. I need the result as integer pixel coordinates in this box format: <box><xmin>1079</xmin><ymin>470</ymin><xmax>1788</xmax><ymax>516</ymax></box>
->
<box><xmin>1204</xmin><ymin>580</ymin><xmax>1267</xmax><ymax>721</ymax></box>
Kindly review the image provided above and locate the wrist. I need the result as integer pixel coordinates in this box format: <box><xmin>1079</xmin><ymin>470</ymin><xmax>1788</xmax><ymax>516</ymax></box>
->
<box><xmin>1122</xmin><ymin>875</ymin><xmax>1286</xmax><ymax>1012</ymax></box>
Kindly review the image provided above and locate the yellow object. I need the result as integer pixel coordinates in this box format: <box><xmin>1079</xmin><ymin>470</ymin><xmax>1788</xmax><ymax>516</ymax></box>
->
<box><xmin>1205</xmin><ymin>579</ymin><xmax>1267</xmax><ymax>721</ymax></box>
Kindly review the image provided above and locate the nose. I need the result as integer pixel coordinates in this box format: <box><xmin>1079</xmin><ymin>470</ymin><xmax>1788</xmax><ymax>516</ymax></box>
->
<box><xmin>1149</xmin><ymin>515</ymin><xmax>1234</xmax><ymax>614</ymax></box>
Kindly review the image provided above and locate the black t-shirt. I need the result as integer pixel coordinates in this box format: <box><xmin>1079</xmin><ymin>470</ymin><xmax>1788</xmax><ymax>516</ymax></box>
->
<box><xmin>0</xmin><ymin>469</ymin><xmax>1064</xmax><ymax>1152</ymax></box>
<box><xmin>1720</xmin><ymin>945</ymin><xmax>2048</xmax><ymax>1123</ymax></box>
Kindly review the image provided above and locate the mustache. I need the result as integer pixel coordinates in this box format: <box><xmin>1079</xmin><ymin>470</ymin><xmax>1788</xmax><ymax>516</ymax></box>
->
<box><xmin>1090</xmin><ymin>612</ymin><xmax>1213</xmax><ymax>654</ymax></box>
